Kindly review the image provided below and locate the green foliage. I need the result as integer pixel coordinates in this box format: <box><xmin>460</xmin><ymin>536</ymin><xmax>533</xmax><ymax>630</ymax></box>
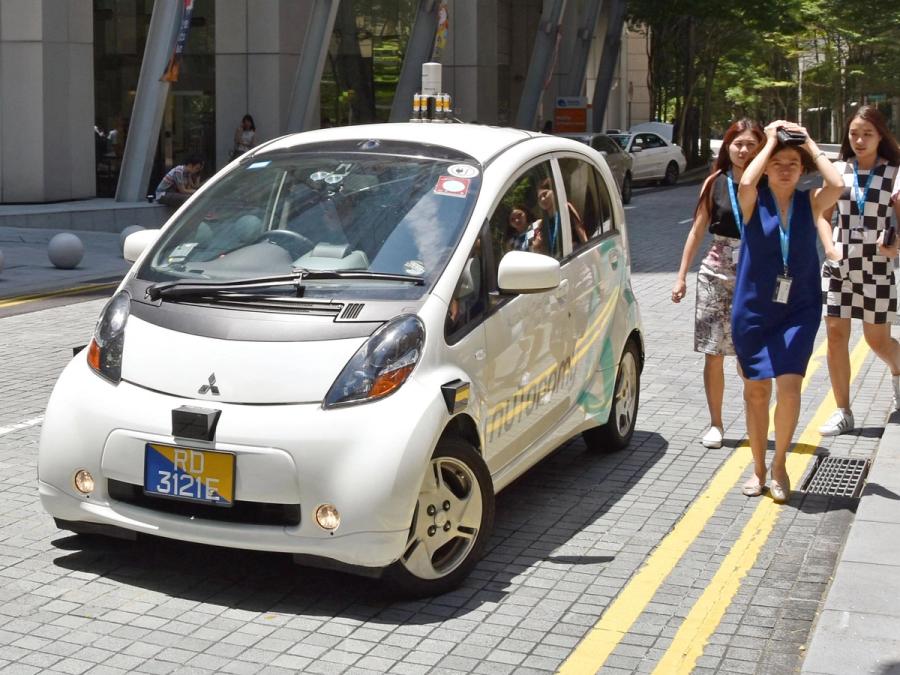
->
<box><xmin>627</xmin><ymin>0</ymin><xmax>899</xmax><ymax>161</ymax></box>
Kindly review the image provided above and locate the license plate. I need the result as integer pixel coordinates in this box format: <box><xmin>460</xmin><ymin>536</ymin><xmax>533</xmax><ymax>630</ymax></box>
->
<box><xmin>144</xmin><ymin>443</ymin><xmax>235</xmax><ymax>507</ymax></box>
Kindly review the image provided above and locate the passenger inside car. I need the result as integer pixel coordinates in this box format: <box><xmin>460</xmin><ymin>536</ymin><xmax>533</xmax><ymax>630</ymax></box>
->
<box><xmin>536</xmin><ymin>176</ymin><xmax>588</xmax><ymax>247</ymax></box>
<box><xmin>506</xmin><ymin>205</ymin><xmax>544</xmax><ymax>253</ymax></box>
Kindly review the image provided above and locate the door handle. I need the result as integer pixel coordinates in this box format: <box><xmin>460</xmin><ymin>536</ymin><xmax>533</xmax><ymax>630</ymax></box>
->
<box><xmin>609</xmin><ymin>250</ymin><xmax>620</xmax><ymax>268</ymax></box>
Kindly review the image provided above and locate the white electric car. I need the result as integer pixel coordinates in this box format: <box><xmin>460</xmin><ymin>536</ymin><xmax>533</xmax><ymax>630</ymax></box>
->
<box><xmin>38</xmin><ymin>123</ymin><xmax>643</xmax><ymax>595</ymax></box>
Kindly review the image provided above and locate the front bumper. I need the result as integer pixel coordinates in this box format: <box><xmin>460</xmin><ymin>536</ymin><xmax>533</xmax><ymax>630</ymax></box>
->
<box><xmin>38</xmin><ymin>355</ymin><xmax>448</xmax><ymax>568</ymax></box>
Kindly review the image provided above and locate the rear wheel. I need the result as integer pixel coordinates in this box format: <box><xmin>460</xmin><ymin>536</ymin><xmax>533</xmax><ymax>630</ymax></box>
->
<box><xmin>663</xmin><ymin>161</ymin><xmax>679</xmax><ymax>185</ymax></box>
<box><xmin>582</xmin><ymin>341</ymin><xmax>640</xmax><ymax>452</ymax></box>
<box><xmin>621</xmin><ymin>173</ymin><xmax>633</xmax><ymax>204</ymax></box>
<box><xmin>384</xmin><ymin>437</ymin><xmax>494</xmax><ymax>597</ymax></box>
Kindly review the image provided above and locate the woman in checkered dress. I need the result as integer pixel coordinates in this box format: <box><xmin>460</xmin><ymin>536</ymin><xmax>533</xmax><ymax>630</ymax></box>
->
<box><xmin>819</xmin><ymin>106</ymin><xmax>900</xmax><ymax>436</ymax></box>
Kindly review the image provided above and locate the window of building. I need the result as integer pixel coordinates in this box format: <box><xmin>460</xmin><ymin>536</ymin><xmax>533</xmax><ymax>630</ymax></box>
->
<box><xmin>93</xmin><ymin>1</ymin><xmax>215</xmax><ymax>197</ymax></box>
<box><xmin>320</xmin><ymin>1</ymin><xmax>417</xmax><ymax>128</ymax></box>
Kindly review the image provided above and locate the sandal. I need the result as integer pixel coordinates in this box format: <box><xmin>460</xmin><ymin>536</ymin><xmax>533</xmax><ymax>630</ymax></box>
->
<box><xmin>741</xmin><ymin>477</ymin><xmax>766</xmax><ymax>497</ymax></box>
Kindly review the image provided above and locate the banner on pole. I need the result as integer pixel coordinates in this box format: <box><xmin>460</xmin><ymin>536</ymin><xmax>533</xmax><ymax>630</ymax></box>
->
<box><xmin>432</xmin><ymin>1</ymin><xmax>449</xmax><ymax>61</ymax></box>
<box><xmin>161</xmin><ymin>0</ymin><xmax>195</xmax><ymax>83</ymax></box>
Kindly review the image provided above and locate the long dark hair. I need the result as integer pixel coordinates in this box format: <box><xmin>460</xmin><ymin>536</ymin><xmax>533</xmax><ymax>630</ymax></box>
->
<box><xmin>241</xmin><ymin>114</ymin><xmax>256</xmax><ymax>131</ymax></box>
<box><xmin>839</xmin><ymin>105</ymin><xmax>900</xmax><ymax>164</ymax></box>
<box><xmin>694</xmin><ymin>118</ymin><xmax>765</xmax><ymax>218</ymax></box>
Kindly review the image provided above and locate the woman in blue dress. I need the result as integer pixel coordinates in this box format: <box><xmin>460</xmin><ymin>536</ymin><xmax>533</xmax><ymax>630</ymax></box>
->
<box><xmin>733</xmin><ymin>121</ymin><xmax>844</xmax><ymax>501</ymax></box>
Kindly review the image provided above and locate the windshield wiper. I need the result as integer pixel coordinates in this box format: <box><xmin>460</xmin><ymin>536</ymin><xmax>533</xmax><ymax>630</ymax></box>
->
<box><xmin>146</xmin><ymin>268</ymin><xmax>424</xmax><ymax>301</ymax></box>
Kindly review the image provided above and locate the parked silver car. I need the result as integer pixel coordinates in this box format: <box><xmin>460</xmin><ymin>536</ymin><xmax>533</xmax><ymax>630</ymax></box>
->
<box><xmin>558</xmin><ymin>133</ymin><xmax>633</xmax><ymax>204</ymax></box>
<box><xmin>609</xmin><ymin>132</ymin><xmax>686</xmax><ymax>186</ymax></box>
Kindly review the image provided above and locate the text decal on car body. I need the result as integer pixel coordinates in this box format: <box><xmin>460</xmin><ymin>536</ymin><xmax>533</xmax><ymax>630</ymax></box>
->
<box><xmin>487</xmin><ymin>356</ymin><xmax>575</xmax><ymax>442</ymax></box>
<box><xmin>486</xmin><ymin>284</ymin><xmax>625</xmax><ymax>443</ymax></box>
<box><xmin>144</xmin><ymin>443</ymin><xmax>235</xmax><ymax>505</ymax></box>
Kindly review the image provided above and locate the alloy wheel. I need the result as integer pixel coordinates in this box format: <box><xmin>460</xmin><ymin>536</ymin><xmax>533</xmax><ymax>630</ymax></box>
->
<box><xmin>400</xmin><ymin>456</ymin><xmax>483</xmax><ymax>580</ymax></box>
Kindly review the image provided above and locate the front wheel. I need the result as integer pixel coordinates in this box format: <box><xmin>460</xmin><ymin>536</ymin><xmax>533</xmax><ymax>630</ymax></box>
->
<box><xmin>582</xmin><ymin>341</ymin><xmax>641</xmax><ymax>452</ymax></box>
<box><xmin>384</xmin><ymin>437</ymin><xmax>494</xmax><ymax>597</ymax></box>
<box><xmin>663</xmin><ymin>161</ymin><xmax>679</xmax><ymax>185</ymax></box>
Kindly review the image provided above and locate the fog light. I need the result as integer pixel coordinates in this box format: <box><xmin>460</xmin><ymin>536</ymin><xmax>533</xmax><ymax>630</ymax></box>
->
<box><xmin>73</xmin><ymin>470</ymin><xmax>95</xmax><ymax>494</ymax></box>
<box><xmin>315</xmin><ymin>504</ymin><xmax>341</xmax><ymax>531</ymax></box>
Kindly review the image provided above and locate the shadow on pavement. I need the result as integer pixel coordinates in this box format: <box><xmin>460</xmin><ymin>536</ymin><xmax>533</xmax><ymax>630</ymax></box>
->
<box><xmin>863</xmin><ymin>483</ymin><xmax>900</xmax><ymax>501</ymax></box>
<box><xmin>50</xmin><ymin>430</ymin><xmax>667</xmax><ymax>622</ymax></box>
<box><xmin>849</xmin><ymin>425</ymin><xmax>888</xmax><ymax>440</ymax></box>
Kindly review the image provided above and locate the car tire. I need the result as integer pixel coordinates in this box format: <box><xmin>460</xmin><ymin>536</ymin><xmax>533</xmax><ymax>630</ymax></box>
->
<box><xmin>663</xmin><ymin>161</ymin><xmax>679</xmax><ymax>186</ymax></box>
<box><xmin>384</xmin><ymin>436</ymin><xmax>494</xmax><ymax>597</ymax></box>
<box><xmin>621</xmin><ymin>173</ymin><xmax>632</xmax><ymax>204</ymax></box>
<box><xmin>582</xmin><ymin>340</ymin><xmax>640</xmax><ymax>452</ymax></box>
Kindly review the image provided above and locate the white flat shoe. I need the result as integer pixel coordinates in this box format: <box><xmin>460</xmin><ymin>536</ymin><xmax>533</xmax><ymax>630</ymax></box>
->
<box><xmin>770</xmin><ymin>471</ymin><xmax>791</xmax><ymax>504</ymax></box>
<box><xmin>701</xmin><ymin>426</ymin><xmax>724</xmax><ymax>449</ymax></box>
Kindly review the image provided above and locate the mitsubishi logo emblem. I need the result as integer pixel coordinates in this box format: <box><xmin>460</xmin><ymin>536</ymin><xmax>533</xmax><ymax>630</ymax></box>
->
<box><xmin>198</xmin><ymin>373</ymin><xmax>220</xmax><ymax>395</ymax></box>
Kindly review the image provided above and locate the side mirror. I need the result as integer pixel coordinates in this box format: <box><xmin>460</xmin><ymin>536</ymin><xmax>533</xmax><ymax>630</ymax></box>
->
<box><xmin>630</xmin><ymin>145</ymin><xmax>643</xmax><ymax>153</ymax></box>
<box><xmin>497</xmin><ymin>250</ymin><xmax>560</xmax><ymax>293</ymax></box>
<box><xmin>600</xmin><ymin>150</ymin><xmax>608</xmax><ymax>157</ymax></box>
<box><xmin>123</xmin><ymin>229</ymin><xmax>161</xmax><ymax>263</ymax></box>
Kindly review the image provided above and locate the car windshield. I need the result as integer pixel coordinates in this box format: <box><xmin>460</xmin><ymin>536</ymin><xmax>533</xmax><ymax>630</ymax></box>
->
<box><xmin>609</xmin><ymin>134</ymin><xmax>630</xmax><ymax>149</ymax></box>
<box><xmin>137</xmin><ymin>140</ymin><xmax>482</xmax><ymax>301</ymax></box>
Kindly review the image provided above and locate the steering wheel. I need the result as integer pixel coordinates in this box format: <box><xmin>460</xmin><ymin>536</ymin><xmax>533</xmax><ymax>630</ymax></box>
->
<box><xmin>253</xmin><ymin>229</ymin><xmax>314</xmax><ymax>260</ymax></box>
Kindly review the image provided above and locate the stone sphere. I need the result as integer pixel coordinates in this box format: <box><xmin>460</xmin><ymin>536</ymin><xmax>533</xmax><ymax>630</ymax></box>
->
<box><xmin>48</xmin><ymin>233</ymin><xmax>84</xmax><ymax>269</ymax></box>
<box><xmin>119</xmin><ymin>225</ymin><xmax>145</xmax><ymax>252</ymax></box>
<box><xmin>0</xmin><ymin>249</ymin><xmax>4</xmax><ymax>274</ymax></box>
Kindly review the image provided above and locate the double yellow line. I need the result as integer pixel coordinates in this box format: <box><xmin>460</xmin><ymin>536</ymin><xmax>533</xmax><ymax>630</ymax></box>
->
<box><xmin>0</xmin><ymin>282</ymin><xmax>117</xmax><ymax>309</ymax></box>
<box><xmin>559</xmin><ymin>336</ymin><xmax>871</xmax><ymax>674</ymax></box>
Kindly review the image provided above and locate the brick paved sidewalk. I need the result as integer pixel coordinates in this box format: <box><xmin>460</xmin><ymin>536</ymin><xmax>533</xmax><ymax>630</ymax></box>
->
<box><xmin>0</xmin><ymin>180</ymin><xmax>895</xmax><ymax>674</ymax></box>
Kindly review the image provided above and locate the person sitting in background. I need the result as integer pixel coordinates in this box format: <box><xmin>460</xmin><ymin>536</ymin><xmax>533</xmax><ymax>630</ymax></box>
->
<box><xmin>155</xmin><ymin>156</ymin><xmax>204</xmax><ymax>207</ymax></box>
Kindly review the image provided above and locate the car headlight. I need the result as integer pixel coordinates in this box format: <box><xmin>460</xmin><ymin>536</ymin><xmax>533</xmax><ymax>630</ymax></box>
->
<box><xmin>323</xmin><ymin>315</ymin><xmax>425</xmax><ymax>408</ymax></box>
<box><xmin>86</xmin><ymin>290</ymin><xmax>130</xmax><ymax>384</ymax></box>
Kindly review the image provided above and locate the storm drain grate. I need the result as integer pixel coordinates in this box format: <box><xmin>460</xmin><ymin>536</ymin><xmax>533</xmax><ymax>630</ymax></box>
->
<box><xmin>801</xmin><ymin>455</ymin><xmax>870</xmax><ymax>498</ymax></box>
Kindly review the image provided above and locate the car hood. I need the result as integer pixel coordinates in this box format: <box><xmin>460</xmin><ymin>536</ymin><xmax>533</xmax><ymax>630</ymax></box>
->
<box><xmin>120</xmin><ymin>316</ymin><xmax>366</xmax><ymax>404</ymax></box>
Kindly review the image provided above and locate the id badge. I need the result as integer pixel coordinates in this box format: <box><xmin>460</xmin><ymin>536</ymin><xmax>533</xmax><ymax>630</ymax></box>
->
<box><xmin>731</xmin><ymin>248</ymin><xmax>740</xmax><ymax>265</ymax></box>
<box><xmin>773</xmin><ymin>275</ymin><xmax>792</xmax><ymax>304</ymax></box>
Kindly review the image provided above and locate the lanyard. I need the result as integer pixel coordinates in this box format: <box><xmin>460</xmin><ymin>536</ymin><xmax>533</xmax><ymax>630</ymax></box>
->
<box><xmin>775</xmin><ymin>193</ymin><xmax>793</xmax><ymax>274</ymax></box>
<box><xmin>726</xmin><ymin>171</ymin><xmax>743</xmax><ymax>237</ymax></box>
<box><xmin>852</xmin><ymin>160</ymin><xmax>875</xmax><ymax>223</ymax></box>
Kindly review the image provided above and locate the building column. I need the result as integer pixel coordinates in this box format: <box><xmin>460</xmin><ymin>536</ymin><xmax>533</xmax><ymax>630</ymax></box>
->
<box><xmin>441</xmin><ymin>0</ymin><xmax>499</xmax><ymax>125</ymax></box>
<box><xmin>215</xmin><ymin>0</ymin><xmax>305</xmax><ymax>169</ymax></box>
<box><xmin>0</xmin><ymin>0</ymin><xmax>94</xmax><ymax>203</ymax></box>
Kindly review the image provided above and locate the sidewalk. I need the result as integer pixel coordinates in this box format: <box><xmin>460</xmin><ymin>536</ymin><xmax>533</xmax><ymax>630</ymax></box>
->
<box><xmin>0</xmin><ymin>226</ymin><xmax>133</xmax><ymax>300</ymax></box>
<box><xmin>1</xmin><ymin>181</ymin><xmax>899</xmax><ymax>674</ymax></box>
<box><xmin>0</xmin><ymin>199</ymin><xmax>171</xmax><ymax>300</ymax></box>
<box><xmin>802</xmin><ymin>412</ymin><xmax>900</xmax><ymax>675</ymax></box>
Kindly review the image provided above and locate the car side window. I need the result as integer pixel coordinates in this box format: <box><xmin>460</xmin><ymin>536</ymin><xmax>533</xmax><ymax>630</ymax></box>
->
<box><xmin>641</xmin><ymin>133</ymin><xmax>664</xmax><ymax>149</ymax></box>
<box><xmin>592</xmin><ymin>164</ymin><xmax>615</xmax><ymax>233</ymax></box>
<box><xmin>559</xmin><ymin>157</ymin><xmax>616</xmax><ymax>248</ymax></box>
<box><xmin>445</xmin><ymin>233</ymin><xmax>486</xmax><ymax>343</ymax></box>
<box><xmin>488</xmin><ymin>161</ymin><xmax>563</xmax><ymax>272</ymax></box>
<box><xmin>595</xmin><ymin>137</ymin><xmax>618</xmax><ymax>154</ymax></box>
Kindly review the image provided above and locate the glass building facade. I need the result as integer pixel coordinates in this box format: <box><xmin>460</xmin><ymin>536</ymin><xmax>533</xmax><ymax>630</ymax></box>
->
<box><xmin>93</xmin><ymin>1</ymin><xmax>216</xmax><ymax>197</ymax></box>
<box><xmin>320</xmin><ymin>1</ymin><xmax>417</xmax><ymax>127</ymax></box>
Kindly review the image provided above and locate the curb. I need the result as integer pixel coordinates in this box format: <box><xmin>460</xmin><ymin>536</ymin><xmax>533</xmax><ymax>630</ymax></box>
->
<box><xmin>800</xmin><ymin>411</ymin><xmax>900</xmax><ymax>674</ymax></box>
<box><xmin>0</xmin><ymin>277</ymin><xmax>123</xmax><ymax>305</ymax></box>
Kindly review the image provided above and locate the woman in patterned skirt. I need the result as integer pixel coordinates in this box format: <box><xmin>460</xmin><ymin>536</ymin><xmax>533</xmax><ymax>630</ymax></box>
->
<box><xmin>819</xmin><ymin>106</ymin><xmax>900</xmax><ymax>436</ymax></box>
<box><xmin>672</xmin><ymin>119</ymin><xmax>764</xmax><ymax>449</ymax></box>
